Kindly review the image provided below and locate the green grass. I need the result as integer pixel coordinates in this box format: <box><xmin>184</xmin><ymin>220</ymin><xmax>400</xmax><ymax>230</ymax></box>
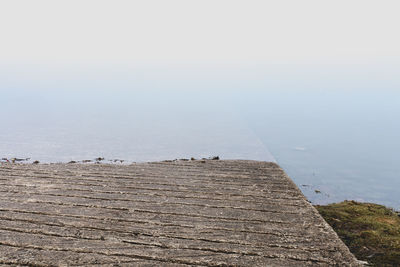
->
<box><xmin>315</xmin><ymin>201</ymin><xmax>400</xmax><ymax>267</ymax></box>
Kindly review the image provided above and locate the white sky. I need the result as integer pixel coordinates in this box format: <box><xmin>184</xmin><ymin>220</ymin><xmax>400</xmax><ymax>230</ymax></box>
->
<box><xmin>0</xmin><ymin>0</ymin><xmax>399</xmax><ymax>67</ymax></box>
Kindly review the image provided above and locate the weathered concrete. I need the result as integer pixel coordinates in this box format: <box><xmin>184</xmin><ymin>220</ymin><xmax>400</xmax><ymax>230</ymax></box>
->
<box><xmin>0</xmin><ymin>160</ymin><xmax>361</xmax><ymax>266</ymax></box>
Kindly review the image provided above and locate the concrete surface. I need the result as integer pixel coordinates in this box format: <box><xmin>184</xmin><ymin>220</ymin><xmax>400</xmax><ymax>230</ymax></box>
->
<box><xmin>0</xmin><ymin>160</ymin><xmax>361</xmax><ymax>266</ymax></box>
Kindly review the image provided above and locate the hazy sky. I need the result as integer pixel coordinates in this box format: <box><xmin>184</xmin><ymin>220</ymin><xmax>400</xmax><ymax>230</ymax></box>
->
<box><xmin>1</xmin><ymin>1</ymin><xmax>399</xmax><ymax>207</ymax></box>
<box><xmin>1</xmin><ymin>0</ymin><xmax>399</xmax><ymax>68</ymax></box>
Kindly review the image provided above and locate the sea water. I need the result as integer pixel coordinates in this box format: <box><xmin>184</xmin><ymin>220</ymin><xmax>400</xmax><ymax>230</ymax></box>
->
<box><xmin>1</xmin><ymin>65</ymin><xmax>399</xmax><ymax>209</ymax></box>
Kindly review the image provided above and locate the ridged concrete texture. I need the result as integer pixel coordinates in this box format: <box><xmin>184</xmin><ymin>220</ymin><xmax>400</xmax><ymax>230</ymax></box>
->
<box><xmin>0</xmin><ymin>160</ymin><xmax>361</xmax><ymax>266</ymax></box>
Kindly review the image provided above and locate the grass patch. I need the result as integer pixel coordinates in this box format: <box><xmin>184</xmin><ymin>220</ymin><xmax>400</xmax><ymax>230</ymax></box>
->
<box><xmin>315</xmin><ymin>201</ymin><xmax>400</xmax><ymax>266</ymax></box>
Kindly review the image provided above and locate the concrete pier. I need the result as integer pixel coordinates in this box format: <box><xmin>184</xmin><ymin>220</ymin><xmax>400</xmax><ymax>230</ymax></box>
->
<box><xmin>0</xmin><ymin>160</ymin><xmax>361</xmax><ymax>266</ymax></box>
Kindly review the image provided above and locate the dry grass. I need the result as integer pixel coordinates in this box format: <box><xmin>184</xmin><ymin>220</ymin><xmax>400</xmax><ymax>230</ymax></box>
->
<box><xmin>316</xmin><ymin>201</ymin><xmax>400</xmax><ymax>266</ymax></box>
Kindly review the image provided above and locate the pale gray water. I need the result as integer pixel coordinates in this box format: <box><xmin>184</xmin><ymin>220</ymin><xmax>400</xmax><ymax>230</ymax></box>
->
<box><xmin>237</xmin><ymin>89</ymin><xmax>400</xmax><ymax>208</ymax></box>
<box><xmin>0</xmin><ymin>88</ymin><xmax>273</xmax><ymax>163</ymax></box>
<box><xmin>1</xmin><ymin>65</ymin><xmax>399</xmax><ymax>209</ymax></box>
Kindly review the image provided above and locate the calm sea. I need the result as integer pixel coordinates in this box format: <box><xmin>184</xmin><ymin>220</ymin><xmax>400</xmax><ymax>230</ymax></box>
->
<box><xmin>1</xmin><ymin>65</ymin><xmax>399</xmax><ymax>209</ymax></box>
